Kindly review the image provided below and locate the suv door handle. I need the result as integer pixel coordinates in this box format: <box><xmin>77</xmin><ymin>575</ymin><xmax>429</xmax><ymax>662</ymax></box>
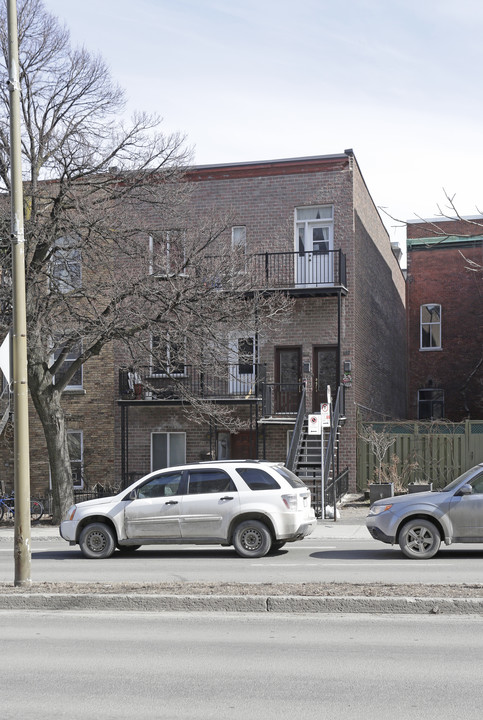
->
<box><xmin>165</xmin><ymin>500</ymin><xmax>178</xmax><ymax>505</ymax></box>
<box><xmin>220</xmin><ymin>496</ymin><xmax>234</xmax><ymax>501</ymax></box>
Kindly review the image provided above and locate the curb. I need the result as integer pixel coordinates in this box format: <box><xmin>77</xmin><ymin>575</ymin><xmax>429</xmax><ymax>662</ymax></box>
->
<box><xmin>2</xmin><ymin>593</ymin><xmax>483</xmax><ymax>614</ymax></box>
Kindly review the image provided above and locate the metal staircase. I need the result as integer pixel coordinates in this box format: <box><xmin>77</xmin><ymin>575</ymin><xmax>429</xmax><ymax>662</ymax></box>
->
<box><xmin>286</xmin><ymin>385</ymin><xmax>348</xmax><ymax>517</ymax></box>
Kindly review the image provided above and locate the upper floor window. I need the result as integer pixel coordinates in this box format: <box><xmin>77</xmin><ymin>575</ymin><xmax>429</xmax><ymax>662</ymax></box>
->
<box><xmin>51</xmin><ymin>236</ymin><xmax>82</xmax><ymax>293</ymax></box>
<box><xmin>232</xmin><ymin>226</ymin><xmax>247</xmax><ymax>272</ymax></box>
<box><xmin>53</xmin><ymin>340</ymin><xmax>83</xmax><ymax>390</ymax></box>
<box><xmin>418</xmin><ymin>388</ymin><xmax>444</xmax><ymax>420</ymax></box>
<box><xmin>420</xmin><ymin>304</ymin><xmax>442</xmax><ymax>350</ymax></box>
<box><xmin>151</xmin><ymin>334</ymin><xmax>186</xmax><ymax>377</ymax></box>
<box><xmin>150</xmin><ymin>231</ymin><xmax>186</xmax><ymax>276</ymax></box>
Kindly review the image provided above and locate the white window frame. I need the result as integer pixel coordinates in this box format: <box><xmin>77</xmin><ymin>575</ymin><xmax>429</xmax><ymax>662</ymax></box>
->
<box><xmin>51</xmin><ymin>236</ymin><xmax>82</xmax><ymax>293</ymax></box>
<box><xmin>50</xmin><ymin>429</ymin><xmax>84</xmax><ymax>490</ymax></box>
<box><xmin>420</xmin><ymin>304</ymin><xmax>442</xmax><ymax>350</ymax></box>
<box><xmin>149</xmin><ymin>231</ymin><xmax>187</xmax><ymax>277</ymax></box>
<box><xmin>150</xmin><ymin>333</ymin><xmax>186</xmax><ymax>378</ymax></box>
<box><xmin>231</xmin><ymin>226</ymin><xmax>247</xmax><ymax>272</ymax></box>
<box><xmin>294</xmin><ymin>206</ymin><xmax>334</xmax><ymax>286</ymax></box>
<box><xmin>52</xmin><ymin>339</ymin><xmax>83</xmax><ymax>390</ymax></box>
<box><xmin>151</xmin><ymin>431</ymin><xmax>186</xmax><ymax>471</ymax></box>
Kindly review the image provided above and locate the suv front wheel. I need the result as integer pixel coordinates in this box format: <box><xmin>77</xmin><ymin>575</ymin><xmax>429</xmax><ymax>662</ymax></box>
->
<box><xmin>79</xmin><ymin>522</ymin><xmax>116</xmax><ymax>559</ymax></box>
<box><xmin>399</xmin><ymin>518</ymin><xmax>441</xmax><ymax>559</ymax></box>
<box><xmin>232</xmin><ymin>520</ymin><xmax>272</xmax><ymax>558</ymax></box>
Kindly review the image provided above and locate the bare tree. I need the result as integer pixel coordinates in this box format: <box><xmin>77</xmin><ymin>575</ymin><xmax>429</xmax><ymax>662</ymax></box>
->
<box><xmin>0</xmin><ymin>0</ymin><xmax>291</xmax><ymax>522</ymax></box>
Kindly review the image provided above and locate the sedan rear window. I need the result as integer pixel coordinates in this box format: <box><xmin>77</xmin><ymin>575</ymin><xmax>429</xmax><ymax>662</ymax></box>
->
<box><xmin>236</xmin><ymin>468</ymin><xmax>281</xmax><ymax>491</ymax></box>
<box><xmin>273</xmin><ymin>465</ymin><xmax>306</xmax><ymax>488</ymax></box>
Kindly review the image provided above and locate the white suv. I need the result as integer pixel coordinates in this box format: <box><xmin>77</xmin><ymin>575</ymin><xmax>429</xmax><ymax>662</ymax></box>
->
<box><xmin>60</xmin><ymin>461</ymin><xmax>317</xmax><ymax>559</ymax></box>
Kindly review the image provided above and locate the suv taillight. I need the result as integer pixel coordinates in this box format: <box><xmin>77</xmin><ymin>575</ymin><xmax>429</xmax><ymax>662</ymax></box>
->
<box><xmin>282</xmin><ymin>494</ymin><xmax>297</xmax><ymax>510</ymax></box>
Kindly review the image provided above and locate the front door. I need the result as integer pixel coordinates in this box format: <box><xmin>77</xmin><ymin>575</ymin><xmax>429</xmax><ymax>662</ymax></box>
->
<box><xmin>124</xmin><ymin>471</ymin><xmax>183</xmax><ymax>539</ymax></box>
<box><xmin>295</xmin><ymin>205</ymin><xmax>334</xmax><ymax>288</ymax></box>
<box><xmin>313</xmin><ymin>346</ymin><xmax>338</xmax><ymax>410</ymax></box>
<box><xmin>229</xmin><ymin>335</ymin><xmax>256</xmax><ymax>395</ymax></box>
<box><xmin>275</xmin><ymin>347</ymin><xmax>302</xmax><ymax>413</ymax></box>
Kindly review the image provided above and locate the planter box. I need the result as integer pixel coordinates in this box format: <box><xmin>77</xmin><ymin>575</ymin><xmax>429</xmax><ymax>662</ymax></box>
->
<box><xmin>369</xmin><ymin>483</ymin><xmax>394</xmax><ymax>505</ymax></box>
<box><xmin>408</xmin><ymin>482</ymin><xmax>433</xmax><ymax>494</ymax></box>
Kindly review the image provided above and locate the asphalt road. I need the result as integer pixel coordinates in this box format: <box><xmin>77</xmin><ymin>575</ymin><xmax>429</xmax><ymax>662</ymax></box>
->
<box><xmin>2</xmin><ymin>610</ymin><xmax>483</xmax><ymax>720</ymax></box>
<box><xmin>2</xmin><ymin>536</ymin><xmax>483</xmax><ymax>585</ymax></box>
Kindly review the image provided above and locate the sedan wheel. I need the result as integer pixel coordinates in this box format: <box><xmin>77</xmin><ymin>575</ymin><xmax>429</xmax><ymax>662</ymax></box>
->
<box><xmin>399</xmin><ymin>518</ymin><xmax>441</xmax><ymax>559</ymax></box>
<box><xmin>79</xmin><ymin>523</ymin><xmax>116</xmax><ymax>559</ymax></box>
<box><xmin>232</xmin><ymin>520</ymin><xmax>272</xmax><ymax>558</ymax></box>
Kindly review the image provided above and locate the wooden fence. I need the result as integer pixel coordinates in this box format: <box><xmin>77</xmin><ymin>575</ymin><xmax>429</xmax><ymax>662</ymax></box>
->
<box><xmin>357</xmin><ymin>419</ymin><xmax>483</xmax><ymax>492</ymax></box>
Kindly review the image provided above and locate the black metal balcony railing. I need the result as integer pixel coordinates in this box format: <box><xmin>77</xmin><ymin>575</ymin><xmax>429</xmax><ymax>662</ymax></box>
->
<box><xmin>248</xmin><ymin>249</ymin><xmax>346</xmax><ymax>290</ymax></box>
<box><xmin>119</xmin><ymin>364</ymin><xmax>266</xmax><ymax>401</ymax></box>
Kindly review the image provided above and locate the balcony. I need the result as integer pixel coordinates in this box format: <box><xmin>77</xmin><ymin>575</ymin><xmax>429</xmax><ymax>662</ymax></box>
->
<box><xmin>118</xmin><ymin>364</ymin><xmax>266</xmax><ymax>403</ymax></box>
<box><xmin>248</xmin><ymin>249</ymin><xmax>347</xmax><ymax>294</ymax></box>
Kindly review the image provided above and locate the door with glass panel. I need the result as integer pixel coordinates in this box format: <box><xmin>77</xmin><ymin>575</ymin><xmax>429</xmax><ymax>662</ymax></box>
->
<box><xmin>229</xmin><ymin>335</ymin><xmax>256</xmax><ymax>395</ymax></box>
<box><xmin>275</xmin><ymin>347</ymin><xmax>302</xmax><ymax>414</ymax></box>
<box><xmin>295</xmin><ymin>206</ymin><xmax>334</xmax><ymax>287</ymax></box>
<box><xmin>313</xmin><ymin>346</ymin><xmax>338</xmax><ymax>410</ymax></box>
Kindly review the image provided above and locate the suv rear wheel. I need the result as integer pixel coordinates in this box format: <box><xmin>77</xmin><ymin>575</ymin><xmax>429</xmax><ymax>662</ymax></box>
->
<box><xmin>399</xmin><ymin>518</ymin><xmax>441</xmax><ymax>559</ymax></box>
<box><xmin>232</xmin><ymin>520</ymin><xmax>272</xmax><ymax>558</ymax></box>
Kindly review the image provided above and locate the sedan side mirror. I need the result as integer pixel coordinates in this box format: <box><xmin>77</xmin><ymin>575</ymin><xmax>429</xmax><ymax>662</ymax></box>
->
<box><xmin>129</xmin><ymin>489</ymin><xmax>138</xmax><ymax>500</ymax></box>
<box><xmin>456</xmin><ymin>484</ymin><xmax>473</xmax><ymax>496</ymax></box>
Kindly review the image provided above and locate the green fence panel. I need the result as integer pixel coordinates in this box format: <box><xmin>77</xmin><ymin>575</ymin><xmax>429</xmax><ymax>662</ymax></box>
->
<box><xmin>357</xmin><ymin>420</ymin><xmax>483</xmax><ymax>492</ymax></box>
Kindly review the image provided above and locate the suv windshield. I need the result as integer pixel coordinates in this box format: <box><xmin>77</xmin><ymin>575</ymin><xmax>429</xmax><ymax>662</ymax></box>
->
<box><xmin>273</xmin><ymin>465</ymin><xmax>306</xmax><ymax>488</ymax></box>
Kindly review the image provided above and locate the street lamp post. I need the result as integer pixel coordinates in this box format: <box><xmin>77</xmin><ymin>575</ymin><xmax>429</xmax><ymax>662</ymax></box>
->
<box><xmin>7</xmin><ymin>0</ymin><xmax>31</xmax><ymax>586</ymax></box>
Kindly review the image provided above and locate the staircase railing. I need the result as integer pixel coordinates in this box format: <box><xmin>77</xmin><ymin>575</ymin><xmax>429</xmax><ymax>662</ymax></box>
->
<box><xmin>323</xmin><ymin>386</ymin><xmax>348</xmax><ymax>519</ymax></box>
<box><xmin>286</xmin><ymin>383</ymin><xmax>306</xmax><ymax>471</ymax></box>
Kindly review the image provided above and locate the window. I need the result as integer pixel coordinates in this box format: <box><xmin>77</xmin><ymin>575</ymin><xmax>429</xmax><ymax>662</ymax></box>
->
<box><xmin>151</xmin><ymin>432</ymin><xmax>186</xmax><ymax>470</ymax></box>
<box><xmin>237</xmin><ymin>337</ymin><xmax>255</xmax><ymax>375</ymax></box>
<box><xmin>418</xmin><ymin>389</ymin><xmax>444</xmax><ymax>420</ymax></box>
<box><xmin>51</xmin><ymin>236</ymin><xmax>81</xmax><ymax>293</ymax></box>
<box><xmin>137</xmin><ymin>471</ymin><xmax>183</xmax><ymax>499</ymax></box>
<box><xmin>236</xmin><ymin>468</ymin><xmax>281</xmax><ymax>491</ymax></box>
<box><xmin>420</xmin><ymin>304</ymin><xmax>441</xmax><ymax>350</ymax></box>
<box><xmin>150</xmin><ymin>231</ymin><xmax>186</xmax><ymax>276</ymax></box>
<box><xmin>53</xmin><ymin>340</ymin><xmax>83</xmax><ymax>390</ymax></box>
<box><xmin>151</xmin><ymin>334</ymin><xmax>186</xmax><ymax>376</ymax></box>
<box><xmin>68</xmin><ymin>430</ymin><xmax>83</xmax><ymax>488</ymax></box>
<box><xmin>470</xmin><ymin>474</ymin><xmax>483</xmax><ymax>494</ymax></box>
<box><xmin>187</xmin><ymin>469</ymin><xmax>236</xmax><ymax>494</ymax></box>
<box><xmin>231</xmin><ymin>226</ymin><xmax>247</xmax><ymax>271</ymax></box>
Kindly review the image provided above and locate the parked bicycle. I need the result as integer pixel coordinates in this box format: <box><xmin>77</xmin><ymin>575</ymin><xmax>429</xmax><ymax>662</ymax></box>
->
<box><xmin>0</xmin><ymin>492</ymin><xmax>44</xmax><ymax>524</ymax></box>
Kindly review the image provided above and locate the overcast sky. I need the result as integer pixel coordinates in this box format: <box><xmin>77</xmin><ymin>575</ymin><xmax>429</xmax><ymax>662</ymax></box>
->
<box><xmin>42</xmin><ymin>0</ymin><xmax>483</xmax><ymax>250</ymax></box>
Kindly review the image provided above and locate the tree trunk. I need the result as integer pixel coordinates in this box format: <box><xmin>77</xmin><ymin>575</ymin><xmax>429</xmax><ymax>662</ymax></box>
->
<box><xmin>30</xmin><ymin>390</ymin><xmax>73</xmax><ymax>524</ymax></box>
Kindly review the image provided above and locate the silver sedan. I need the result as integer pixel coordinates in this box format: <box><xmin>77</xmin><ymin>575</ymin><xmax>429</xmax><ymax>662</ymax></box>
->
<box><xmin>366</xmin><ymin>463</ymin><xmax>483</xmax><ymax>559</ymax></box>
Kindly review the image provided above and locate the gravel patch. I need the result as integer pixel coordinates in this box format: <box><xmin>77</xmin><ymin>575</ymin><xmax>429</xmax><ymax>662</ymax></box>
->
<box><xmin>2</xmin><ymin>581</ymin><xmax>483</xmax><ymax>598</ymax></box>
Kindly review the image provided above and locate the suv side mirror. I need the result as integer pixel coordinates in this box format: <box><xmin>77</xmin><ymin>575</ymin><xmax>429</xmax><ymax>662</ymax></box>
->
<box><xmin>456</xmin><ymin>484</ymin><xmax>473</xmax><ymax>496</ymax></box>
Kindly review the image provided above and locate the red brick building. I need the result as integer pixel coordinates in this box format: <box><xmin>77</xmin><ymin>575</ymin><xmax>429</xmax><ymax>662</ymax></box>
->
<box><xmin>406</xmin><ymin>218</ymin><xmax>483</xmax><ymax>421</ymax></box>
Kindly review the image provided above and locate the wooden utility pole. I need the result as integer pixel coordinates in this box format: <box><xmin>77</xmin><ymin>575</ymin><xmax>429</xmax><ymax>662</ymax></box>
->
<box><xmin>7</xmin><ymin>0</ymin><xmax>31</xmax><ymax>586</ymax></box>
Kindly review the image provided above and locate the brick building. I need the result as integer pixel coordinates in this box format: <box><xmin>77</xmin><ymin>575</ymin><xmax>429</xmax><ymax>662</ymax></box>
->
<box><xmin>0</xmin><ymin>150</ymin><xmax>407</xmax><ymax>505</ymax></box>
<box><xmin>406</xmin><ymin>217</ymin><xmax>483</xmax><ymax>421</ymax></box>
<box><xmin>118</xmin><ymin>151</ymin><xmax>407</xmax><ymax>501</ymax></box>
